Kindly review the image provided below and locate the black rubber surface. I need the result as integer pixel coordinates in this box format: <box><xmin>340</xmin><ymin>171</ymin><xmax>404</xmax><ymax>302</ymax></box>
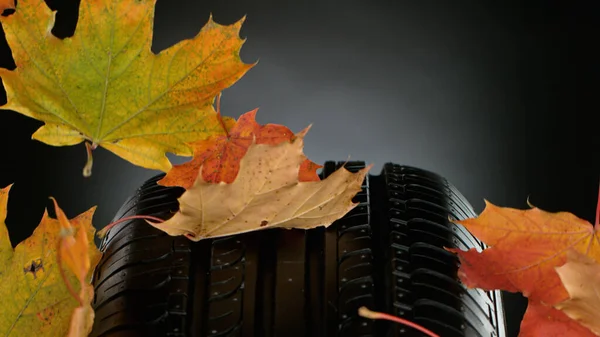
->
<box><xmin>90</xmin><ymin>162</ymin><xmax>507</xmax><ymax>337</ymax></box>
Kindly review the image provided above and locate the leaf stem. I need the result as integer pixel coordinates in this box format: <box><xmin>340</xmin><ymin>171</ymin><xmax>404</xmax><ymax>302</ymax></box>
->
<box><xmin>358</xmin><ymin>306</ymin><xmax>440</xmax><ymax>337</ymax></box>
<box><xmin>97</xmin><ymin>214</ymin><xmax>165</xmax><ymax>238</ymax></box>
<box><xmin>56</xmin><ymin>238</ymin><xmax>83</xmax><ymax>307</ymax></box>
<box><xmin>214</xmin><ymin>92</ymin><xmax>229</xmax><ymax>138</ymax></box>
<box><xmin>82</xmin><ymin>142</ymin><xmax>97</xmax><ymax>178</ymax></box>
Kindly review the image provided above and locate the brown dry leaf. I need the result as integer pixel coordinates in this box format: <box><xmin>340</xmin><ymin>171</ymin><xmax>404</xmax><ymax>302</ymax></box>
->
<box><xmin>554</xmin><ymin>250</ymin><xmax>600</xmax><ymax>336</ymax></box>
<box><xmin>149</xmin><ymin>128</ymin><xmax>371</xmax><ymax>241</ymax></box>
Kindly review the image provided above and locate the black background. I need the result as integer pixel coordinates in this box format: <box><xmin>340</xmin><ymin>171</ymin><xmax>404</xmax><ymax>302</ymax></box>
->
<box><xmin>0</xmin><ymin>1</ymin><xmax>597</xmax><ymax>336</ymax></box>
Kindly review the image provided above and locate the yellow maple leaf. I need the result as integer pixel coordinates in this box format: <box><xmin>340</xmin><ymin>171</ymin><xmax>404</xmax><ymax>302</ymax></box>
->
<box><xmin>0</xmin><ymin>0</ymin><xmax>253</xmax><ymax>174</ymax></box>
<box><xmin>0</xmin><ymin>185</ymin><xmax>101</xmax><ymax>336</ymax></box>
<box><xmin>149</xmin><ymin>127</ymin><xmax>371</xmax><ymax>241</ymax></box>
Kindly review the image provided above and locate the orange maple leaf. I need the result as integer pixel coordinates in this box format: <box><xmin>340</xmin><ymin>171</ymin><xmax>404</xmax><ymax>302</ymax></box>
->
<box><xmin>519</xmin><ymin>301</ymin><xmax>597</xmax><ymax>337</ymax></box>
<box><xmin>159</xmin><ymin>106</ymin><xmax>322</xmax><ymax>188</ymax></box>
<box><xmin>51</xmin><ymin>197</ymin><xmax>99</xmax><ymax>337</ymax></box>
<box><xmin>0</xmin><ymin>0</ymin><xmax>14</xmax><ymax>13</ymax></box>
<box><xmin>447</xmin><ymin>198</ymin><xmax>600</xmax><ymax>336</ymax></box>
<box><xmin>447</xmin><ymin>200</ymin><xmax>600</xmax><ymax>304</ymax></box>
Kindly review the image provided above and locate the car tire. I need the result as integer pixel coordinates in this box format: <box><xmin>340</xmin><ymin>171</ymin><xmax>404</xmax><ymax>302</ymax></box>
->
<box><xmin>90</xmin><ymin>161</ymin><xmax>506</xmax><ymax>337</ymax></box>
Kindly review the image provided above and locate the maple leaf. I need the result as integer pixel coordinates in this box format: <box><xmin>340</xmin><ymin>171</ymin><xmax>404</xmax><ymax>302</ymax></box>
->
<box><xmin>446</xmin><ymin>200</ymin><xmax>600</xmax><ymax>305</ymax></box>
<box><xmin>446</xmin><ymin>199</ymin><xmax>600</xmax><ymax>336</ymax></box>
<box><xmin>554</xmin><ymin>250</ymin><xmax>600</xmax><ymax>336</ymax></box>
<box><xmin>519</xmin><ymin>300</ymin><xmax>597</xmax><ymax>337</ymax></box>
<box><xmin>51</xmin><ymin>197</ymin><xmax>100</xmax><ymax>337</ymax></box>
<box><xmin>158</xmin><ymin>108</ymin><xmax>323</xmax><ymax>188</ymax></box>
<box><xmin>0</xmin><ymin>0</ymin><xmax>253</xmax><ymax>175</ymax></box>
<box><xmin>298</xmin><ymin>157</ymin><xmax>323</xmax><ymax>182</ymax></box>
<box><xmin>0</xmin><ymin>0</ymin><xmax>14</xmax><ymax>13</ymax></box>
<box><xmin>149</xmin><ymin>128</ymin><xmax>370</xmax><ymax>241</ymax></box>
<box><xmin>0</xmin><ymin>185</ymin><xmax>101</xmax><ymax>336</ymax></box>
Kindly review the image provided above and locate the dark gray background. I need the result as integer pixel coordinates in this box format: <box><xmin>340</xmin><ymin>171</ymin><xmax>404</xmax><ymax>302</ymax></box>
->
<box><xmin>0</xmin><ymin>0</ymin><xmax>597</xmax><ymax>336</ymax></box>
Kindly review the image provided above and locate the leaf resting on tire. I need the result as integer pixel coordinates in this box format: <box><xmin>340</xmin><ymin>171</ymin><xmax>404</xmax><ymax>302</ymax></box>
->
<box><xmin>149</xmin><ymin>128</ymin><xmax>371</xmax><ymax>241</ymax></box>
<box><xmin>0</xmin><ymin>0</ymin><xmax>253</xmax><ymax>172</ymax></box>
<box><xmin>158</xmin><ymin>109</ymin><xmax>322</xmax><ymax>188</ymax></box>
<box><xmin>0</xmin><ymin>185</ymin><xmax>101</xmax><ymax>337</ymax></box>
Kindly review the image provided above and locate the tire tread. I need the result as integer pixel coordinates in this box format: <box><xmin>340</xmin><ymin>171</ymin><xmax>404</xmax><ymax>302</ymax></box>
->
<box><xmin>91</xmin><ymin>163</ymin><xmax>506</xmax><ymax>337</ymax></box>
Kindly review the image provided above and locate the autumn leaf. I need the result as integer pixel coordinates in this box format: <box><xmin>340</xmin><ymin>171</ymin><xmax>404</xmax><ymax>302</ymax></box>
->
<box><xmin>159</xmin><ymin>108</ymin><xmax>322</xmax><ymax>188</ymax></box>
<box><xmin>66</xmin><ymin>286</ymin><xmax>95</xmax><ymax>337</ymax></box>
<box><xmin>446</xmin><ymin>200</ymin><xmax>600</xmax><ymax>305</ymax></box>
<box><xmin>51</xmin><ymin>197</ymin><xmax>100</xmax><ymax>337</ymax></box>
<box><xmin>446</xmin><ymin>200</ymin><xmax>600</xmax><ymax>336</ymax></box>
<box><xmin>554</xmin><ymin>250</ymin><xmax>600</xmax><ymax>336</ymax></box>
<box><xmin>149</xmin><ymin>127</ymin><xmax>370</xmax><ymax>241</ymax></box>
<box><xmin>0</xmin><ymin>185</ymin><xmax>101</xmax><ymax>336</ymax></box>
<box><xmin>0</xmin><ymin>0</ymin><xmax>253</xmax><ymax>174</ymax></box>
<box><xmin>298</xmin><ymin>158</ymin><xmax>323</xmax><ymax>182</ymax></box>
<box><xmin>519</xmin><ymin>300</ymin><xmax>597</xmax><ymax>337</ymax></box>
<box><xmin>0</xmin><ymin>0</ymin><xmax>14</xmax><ymax>13</ymax></box>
